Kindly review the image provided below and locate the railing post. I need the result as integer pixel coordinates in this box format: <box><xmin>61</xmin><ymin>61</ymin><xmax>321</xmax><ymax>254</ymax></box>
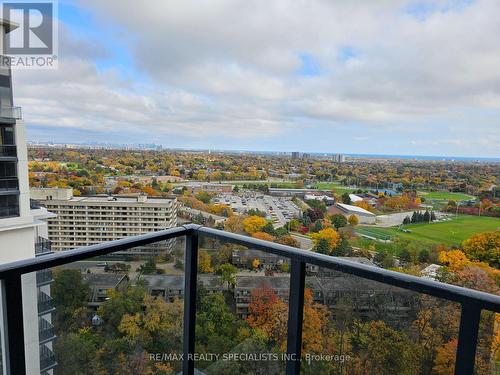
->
<box><xmin>183</xmin><ymin>231</ymin><xmax>199</xmax><ymax>375</ymax></box>
<box><xmin>286</xmin><ymin>259</ymin><xmax>306</xmax><ymax>375</ymax></box>
<box><xmin>2</xmin><ymin>275</ymin><xmax>26</xmax><ymax>375</ymax></box>
<box><xmin>454</xmin><ymin>303</ymin><xmax>481</xmax><ymax>375</ymax></box>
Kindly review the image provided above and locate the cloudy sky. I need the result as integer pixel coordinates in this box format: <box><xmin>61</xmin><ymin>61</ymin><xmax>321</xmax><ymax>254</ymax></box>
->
<box><xmin>13</xmin><ymin>0</ymin><xmax>500</xmax><ymax>157</ymax></box>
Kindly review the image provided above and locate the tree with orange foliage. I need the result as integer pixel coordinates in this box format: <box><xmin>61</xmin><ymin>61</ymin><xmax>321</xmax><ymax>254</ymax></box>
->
<box><xmin>433</xmin><ymin>339</ymin><xmax>457</xmax><ymax>375</ymax></box>
<box><xmin>251</xmin><ymin>231</ymin><xmax>275</xmax><ymax>242</ymax></box>
<box><xmin>276</xmin><ymin>235</ymin><xmax>301</xmax><ymax>248</ymax></box>
<box><xmin>354</xmin><ymin>201</ymin><xmax>372</xmax><ymax>212</ymax></box>
<box><xmin>247</xmin><ymin>286</ymin><xmax>329</xmax><ymax>354</ymax></box>
<box><xmin>247</xmin><ymin>285</ymin><xmax>288</xmax><ymax>348</ymax></box>
<box><xmin>251</xmin><ymin>258</ymin><xmax>261</xmax><ymax>270</ymax></box>
<box><xmin>140</xmin><ymin>186</ymin><xmax>159</xmax><ymax>196</ymax></box>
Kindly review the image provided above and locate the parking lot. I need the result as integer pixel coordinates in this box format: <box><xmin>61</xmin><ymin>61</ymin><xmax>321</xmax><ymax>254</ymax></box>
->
<box><xmin>213</xmin><ymin>191</ymin><xmax>301</xmax><ymax>228</ymax></box>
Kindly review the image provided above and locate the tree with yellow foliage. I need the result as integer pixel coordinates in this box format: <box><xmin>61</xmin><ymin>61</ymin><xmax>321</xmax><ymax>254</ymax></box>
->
<box><xmin>438</xmin><ymin>249</ymin><xmax>470</xmax><ymax>270</ymax></box>
<box><xmin>348</xmin><ymin>214</ymin><xmax>359</xmax><ymax>226</ymax></box>
<box><xmin>198</xmin><ymin>250</ymin><xmax>214</xmax><ymax>273</ymax></box>
<box><xmin>311</xmin><ymin>228</ymin><xmax>341</xmax><ymax>254</ymax></box>
<box><xmin>243</xmin><ymin>215</ymin><xmax>268</xmax><ymax>234</ymax></box>
<box><xmin>462</xmin><ymin>231</ymin><xmax>500</xmax><ymax>268</ymax></box>
<box><xmin>251</xmin><ymin>258</ymin><xmax>261</xmax><ymax>270</ymax></box>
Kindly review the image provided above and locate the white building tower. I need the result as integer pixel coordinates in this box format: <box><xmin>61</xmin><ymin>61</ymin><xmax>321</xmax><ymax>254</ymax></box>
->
<box><xmin>0</xmin><ymin>18</ymin><xmax>56</xmax><ymax>374</ymax></box>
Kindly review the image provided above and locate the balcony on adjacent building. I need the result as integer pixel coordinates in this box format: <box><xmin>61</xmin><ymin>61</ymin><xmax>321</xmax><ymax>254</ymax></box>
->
<box><xmin>35</xmin><ymin>236</ymin><xmax>53</xmax><ymax>256</ymax></box>
<box><xmin>39</xmin><ymin>344</ymin><xmax>56</xmax><ymax>372</ymax></box>
<box><xmin>37</xmin><ymin>291</ymin><xmax>55</xmax><ymax>316</ymax></box>
<box><xmin>0</xmin><ymin>224</ymin><xmax>498</xmax><ymax>375</ymax></box>
<box><xmin>36</xmin><ymin>269</ymin><xmax>53</xmax><ymax>286</ymax></box>
<box><xmin>0</xmin><ymin>106</ymin><xmax>21</xmax><ymax>120</ymax></box>
<box><xmin>38</xmin><ymin>317</ymin><xmax>56</xmax><ymax>345</ymax></box>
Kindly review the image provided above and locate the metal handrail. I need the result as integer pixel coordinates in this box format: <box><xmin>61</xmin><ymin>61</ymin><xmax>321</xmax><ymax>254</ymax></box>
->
<box><xmin>0</xmin><ymin>223</ymin><xmax>498</xmax><ymax>375</ymax></box>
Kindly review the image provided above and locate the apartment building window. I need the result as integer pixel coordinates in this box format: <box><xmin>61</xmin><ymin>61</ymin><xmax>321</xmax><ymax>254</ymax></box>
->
<box><xmin>0</xmin><ymin>125</ymin><xmax>15</xmax><ymax>144</ymax></box>
<box><xmin>0</xmin><ymin>160</ymin><xmax>18</xmax><ymax>192</ymax></box>
<box><xmin>0</xmin><ymin>194</ymin><xmax>19</xmax><ymax>217</ymax></box>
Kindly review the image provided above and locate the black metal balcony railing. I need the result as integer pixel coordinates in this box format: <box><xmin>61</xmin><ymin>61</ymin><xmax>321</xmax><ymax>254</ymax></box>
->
<box><xmin>0</xmin><ymin>145</ymin><xmax>16</xmax><ymax>158</ymax></box>
<box><xmin>36</xmin><ymin>268</ymin><xmax>53</xmax><ymax>286</ymax></box>
<box><xmin>0</xmin><ymin>224</ymin><xmax>498</xmax><ymax>375</ymax></box>
<box><xmin>39</xmin><ymin>344</ymin><xmax>56</xmax><ymax>372</ymax></box>
<box><xmin>38</xmin><ymin>317</ymin><xmax>56</xmax><ymax>344</ymax></box>
<box><xmin>37</xmin><ymin>291</ymin><xmax>55</xmax><ymax>316</ymax></box>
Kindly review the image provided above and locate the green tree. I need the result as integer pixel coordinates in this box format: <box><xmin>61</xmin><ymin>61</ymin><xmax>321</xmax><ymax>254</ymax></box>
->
<box><xmin>341</xmin><ymin>192</ymin><xmax>351</xmax><ymax>204</ymax></box>
<box><xmin>399</xmin><ymin>248</ymin><xmax>412</xmax><ymax>264</ymax></box>
<box><xmin>418</xmin><ymin>249</ymin><xmax>430</xmax><ymax>263</ymax></box>
<box><xmin>54</xmin><ymin>328</ymin><xmax>99</xmax><ymax>374</ymax></box>
<box><xmin>217</xmin><ymin>263</ymin><xmax>237</xmax><ymax>290</ymax></box>
<box><xmin>330</xmin><ymin>214</ymin><xmax>347</xmax><ymax>229</ymax></box>
<box><xmin>137</xmin><ymin>258</ymin><xmax>157</xmax><ymax>275</ymax></box>
<box><xmin>196</xmin><ymin>292</ymin><xmax>240</xmax><ymax>355</ymax></box>
<box><xmin>98</xmin><ymin>285</ymin><xmax>145</xmax><ymax>334</ymax></box>
<box><xmin>52</xmin><ymin>269</ymin><xmax>91</xmax><ymax>330</ymax></box>
<box><xmin>314</xmin><ymin>238</ymin><xmax>330</xmax><ymax>255</ymax></box>
<box><xmin>196</xmin><ymin>191</ymin><xmax>212</xmax><ymax>204</ymax></box>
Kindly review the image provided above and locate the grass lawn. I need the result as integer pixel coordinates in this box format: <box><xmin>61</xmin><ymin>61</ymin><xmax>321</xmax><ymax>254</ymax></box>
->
<box><xmin>358</xmin><ymin>215</ymin><xmax>499</xmax><ymax>246</ymax></box>
<box><xmin>313</xmin><ymin>182</ymin><xmax>359</xmax><ymax>194</ymax></box>
<box><xmin>418</xmin><ymin>191</ymin><xmax>475</xmax><ymax>201</ymax></box>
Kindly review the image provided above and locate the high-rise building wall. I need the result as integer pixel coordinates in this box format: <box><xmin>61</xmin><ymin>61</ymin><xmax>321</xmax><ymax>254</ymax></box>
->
<box><xmin>30</xmin><ymin>188</ymin><xmax>179</xmax><ymax>256</ymax></box>
<box><xmin>0</xmin><ymin>18</ymin><xmax>54</xmax><ymax>375</ymax></box>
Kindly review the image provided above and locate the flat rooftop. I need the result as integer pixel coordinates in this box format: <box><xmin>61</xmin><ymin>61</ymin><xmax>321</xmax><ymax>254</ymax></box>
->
<box><xmin>50</xmin><ymin>195</ymin><xmax>176</xmax><ymax>204</ymax></box>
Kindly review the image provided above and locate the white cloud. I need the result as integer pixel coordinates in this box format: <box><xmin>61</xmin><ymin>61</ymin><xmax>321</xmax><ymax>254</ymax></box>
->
<box><xmin>11</xmin><ymin>0</ymin><xmax>500</xmax><ymax>156</ymax></box>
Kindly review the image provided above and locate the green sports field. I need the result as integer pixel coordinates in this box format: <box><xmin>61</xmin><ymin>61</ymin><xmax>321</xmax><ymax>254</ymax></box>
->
<box><xmin>418</xmin><ymin>191</ymin><xmax>475</xmax><ymax>201</ymax></box>
<box><xmin>358</xmin><ymin>215</ymin><xmax>499</xmax><ymax>246</ymax></box>
<box><xmin>313</xmin><ymin>182</ymin><xmax>359</xmax><ymax>194</ymax></box>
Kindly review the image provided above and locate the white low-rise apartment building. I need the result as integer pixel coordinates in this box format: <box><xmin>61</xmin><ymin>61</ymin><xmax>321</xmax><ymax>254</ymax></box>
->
<box><xmin>30</xmin><ymin>188</ymin><xmax>179</xmax><ymax>256</ymax></box>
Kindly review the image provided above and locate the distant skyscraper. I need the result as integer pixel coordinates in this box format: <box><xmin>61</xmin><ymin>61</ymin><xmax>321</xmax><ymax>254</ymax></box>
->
<box><xmin>332</xmin><ymin>154</ymin><xmax>345</xmax><ymax>163</ymax></box>
<box><xmin>291</xmin><ymin>152</ymin><xmax>300</xmax><ymax>159</ymax></box>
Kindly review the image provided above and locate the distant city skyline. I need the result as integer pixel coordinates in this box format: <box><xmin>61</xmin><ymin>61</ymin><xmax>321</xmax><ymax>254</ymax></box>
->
<box><xmin>27</xmin><ymin>140</ymin><xmax>500</xmax><ymax>162</ymax></box>
<box><xmin>13</xmin><ymin>0</ymin><xmax>500</xmax><ymax>158</ymax></box>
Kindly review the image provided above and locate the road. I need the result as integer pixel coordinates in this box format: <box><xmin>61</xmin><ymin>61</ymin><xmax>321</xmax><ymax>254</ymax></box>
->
<box><xmin>291</xmin><ymin>234</ymin><xmax>313</xmax><ymax>250</ymax></box>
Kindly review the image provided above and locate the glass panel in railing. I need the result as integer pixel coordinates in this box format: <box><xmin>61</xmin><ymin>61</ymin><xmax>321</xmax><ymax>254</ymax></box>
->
<box><xmin>36</xmin><ymin>236</ymin><xmax>187</xmax><ymax>374</ymax></box>
<box><xmin>301</xmin><ymin>259</ymin><xmax>462</xmax><ymax>375</ymax></box>
<box><xmin>475</xmin><ymin>308</ymin><xmax>499</xmax><ymax>373</ymax></box>
<box><xmin>191</xmin><ymin>233</ymin><xmax>290</xmax><ymax>374</ymax></box>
